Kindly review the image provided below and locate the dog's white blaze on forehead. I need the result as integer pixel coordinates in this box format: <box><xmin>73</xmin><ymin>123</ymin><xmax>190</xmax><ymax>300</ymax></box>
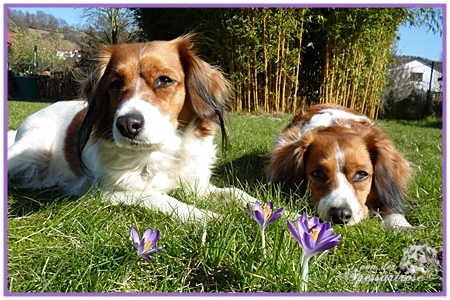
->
<box><xmin>139</xmin><ymin>44</ymin><xmax>147</xmax><ymax>60</ymax></box>
<box><xmin>116</xmin><ymin>96</ymin><xmax>163</xmax><ymax>116</ymax></box>
<box><xmin>135</xmin><ymin>72</ymin><xmax>142</xmax><ymax>91</ymax></box>
<box><xmin>337</xmin><ymin>144</ymin><xmax>345</xmax><ymax>172</ymax></box>
<box><xmin>299</xmin><ymin>108</ymin><xmax>370</xmax><ymax>140</ymax></box>
<box><xmin>316</xmin><ymin>172</ymin><xmax>363</xmax><ymax>224</ymax></box>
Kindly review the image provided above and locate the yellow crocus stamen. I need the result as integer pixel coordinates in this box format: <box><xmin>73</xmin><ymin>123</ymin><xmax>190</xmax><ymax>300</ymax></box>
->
<box><xmin>143</xmin><ymin>239</ymin><xmax>152</xmax><ymax>252</ymax></box>
<box><xmin>263</xmin><ymin>205</ymin><xmax>273</xmax><ymax>221</ymax></box>
<box><xmin>310</xmin><ymin>228</ymin><xmax>319</xmax><ymax>242</ymax></box>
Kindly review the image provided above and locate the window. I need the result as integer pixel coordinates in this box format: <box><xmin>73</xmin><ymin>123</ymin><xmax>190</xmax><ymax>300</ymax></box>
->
<box><xmin>409</xmin><ymin>72</ymin><xmax>423</xmax><ymax>82</ymax></box>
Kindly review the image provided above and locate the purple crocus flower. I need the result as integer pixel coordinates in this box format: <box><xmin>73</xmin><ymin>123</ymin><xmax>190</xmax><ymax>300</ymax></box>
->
<box><xmin>287</xmin><ymin>212</ymin><xmax>341</xmax><ymax>259</ymax></box>
<box><xmin>287</xmin><ymin>212</ymin><xmax>341</xmax><ymax>292</ymax></box>
<box><xmin>247</xmin><ymin>201</ymin><xmax>284</xmax><ymax>258</ymax></box>
<box><xmin>130</xmin><ymin>226</ymin><xmax>164</xmax><ymax>261</ymax></box>
<box><xmin>246</xmin><ymin>201</ymin><xmax>284</xmax><ymax>230</ymax></box>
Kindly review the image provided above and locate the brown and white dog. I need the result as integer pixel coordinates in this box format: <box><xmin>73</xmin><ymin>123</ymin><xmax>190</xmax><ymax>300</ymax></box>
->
<box><xmin>8</xmin><ymin>35</ymin><xmax>257</xmax><ymax>221</ymax></box>
<box><xmin>265</xmin><ymin>104</ymin><xmax>413</xmax><ymax>229</ymax></box>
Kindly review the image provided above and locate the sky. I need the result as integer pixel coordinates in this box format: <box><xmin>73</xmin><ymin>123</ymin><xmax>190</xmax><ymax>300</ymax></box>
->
<box><xmin>396</xmin><ymin>24</ymin><xmax>443</xmax><ymax>61</ymax></box>
<box><xmin>7</xmin><ymin>5</ymin><xmax>445</xmax><ymax>62</ymax></box>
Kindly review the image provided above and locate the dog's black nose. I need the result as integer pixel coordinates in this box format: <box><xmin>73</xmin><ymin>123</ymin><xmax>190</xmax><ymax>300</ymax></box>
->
<box><xmin>116</xmin><ymin>114</ymin><xmax>144</xmax><ymax>139</ymax></box>
<box><xmin>329</xmin><ymin>206</ymin><xmax>352</xmax><ymax>224</ymax></box>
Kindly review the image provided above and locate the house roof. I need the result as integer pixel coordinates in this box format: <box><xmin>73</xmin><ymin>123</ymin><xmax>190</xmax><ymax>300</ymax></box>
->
<box><xmin>393</xmin><ymin>55</ymin><xmax>442</xmax><ymax>73</ymax></box>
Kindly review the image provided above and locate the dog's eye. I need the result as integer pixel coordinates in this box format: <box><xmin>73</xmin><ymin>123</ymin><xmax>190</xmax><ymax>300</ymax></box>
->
<box><xmin>109</xmin><ymin>80</ymin><xmax>122</xmax><ymax>92</ymax></box>
<box><xmin>310</xmin><ymin>170</ymin><xmax>326</xmax><ymax>182</ymax></box>
<box><xmin>155</xmin><ymin>76</ymin><xmax>174</xmax><ymax>88</ymax></box>
<box><xmin>353</xmin><ymin>171</ymin><xmax>369</xmax><ymax>182</ymax></box>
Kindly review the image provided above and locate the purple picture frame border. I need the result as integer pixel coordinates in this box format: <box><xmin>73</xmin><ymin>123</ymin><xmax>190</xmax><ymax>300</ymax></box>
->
<box><xmin>3</xmin><ymin>2</ymin><xmax>446</xmax><ymax>297</ymax></box>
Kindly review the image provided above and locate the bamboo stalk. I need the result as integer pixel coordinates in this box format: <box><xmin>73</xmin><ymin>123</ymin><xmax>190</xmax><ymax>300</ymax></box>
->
<box><xmin>280</xmin><ymin>35</ymin><xmax>287</xmax><ymax>112</ymax></box>
<box><xmin>263</xmin><ymin>9</ymin><xmax>269</xmax><ymax>113</ymax></box>
<box><xmin>247</xmin><ymin>65</ymin><xmax>251</xmax><ymax>112</ymax></box>
<box><xmin>293</xmin><ymin>9</ymin><xmax>306</xmax><ymax>112</ymax></box>
<box><xmin>274</xmin><ymin>9</ymin><xmax>284</xmax><ymax>112</ymax></box>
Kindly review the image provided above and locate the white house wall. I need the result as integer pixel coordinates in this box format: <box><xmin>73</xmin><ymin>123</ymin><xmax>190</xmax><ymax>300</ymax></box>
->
<box><xmin>402</xmin><ymin>60</ymin><xmax>442</xmax><ymax>93</ymax></box>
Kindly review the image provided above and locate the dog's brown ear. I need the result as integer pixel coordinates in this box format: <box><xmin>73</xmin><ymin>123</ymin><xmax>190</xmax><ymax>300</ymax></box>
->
<box><xmin>175</xmin><ymin>35</ymin><xmax>232</xmax><ymax>145</ymax></box>
<box><xmin>265</xmin><ymin>134</ymin><xmax>313</xmax><ymax>193</ymax></box>
<box><xmin>365</xmin><ymin>126</ymin><xmax>413</xmax><ymax>214</ymax></box>
<box><xmin>77</xmin><ymin>46</ymin><xmax>114</xmax><ymax>175</ymax></box>
<box><xmin>80</xmin><ymin>46</ymin><xmax>113</xmax><ymax>104</ymax></box>
<box><xmin>292</xmin><ymin>107</ymin><xmax>306</xmax><ymax>124</ymax></box>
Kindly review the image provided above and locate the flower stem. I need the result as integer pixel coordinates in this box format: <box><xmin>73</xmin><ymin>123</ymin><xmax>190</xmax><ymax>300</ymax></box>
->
<box><xmin>123</xmin><ymin>258</ymin><xmax>137</xmax><ymax>286</ymax></box>
<box><xmin>261</xmin><ymin>228</ymin><xmax>266</xmax><ymax>259</ymax></box>
<box><xmin>201</xmin><ymin>215</ymin><xmax>208</xmax><ymax>246</ymax></box>
<box><xmin>300</xmin><ymin>255</ymin><xmax>310</xmax><ymax>292</ymax></box>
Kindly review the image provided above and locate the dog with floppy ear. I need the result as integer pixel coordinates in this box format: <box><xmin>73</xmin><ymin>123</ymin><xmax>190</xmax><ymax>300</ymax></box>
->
<box><xmin>8</xmin><ymin>34</ymin><xmax>257</xmax><ymax>222</ymax></box>
<box><xmin>265</xmin><ymin>104</ymin><xmax>413</xmax><ymax>229</ymax></box>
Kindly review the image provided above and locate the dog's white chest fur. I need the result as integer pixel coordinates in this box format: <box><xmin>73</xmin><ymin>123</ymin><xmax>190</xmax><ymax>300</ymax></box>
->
<box><xmin>91</xmin><ymin>129</ymin><xmax>216</xmax><ymax>195</ymax></box>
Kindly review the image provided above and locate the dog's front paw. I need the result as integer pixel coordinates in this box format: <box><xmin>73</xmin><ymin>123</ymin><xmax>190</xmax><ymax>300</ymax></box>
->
<box><xmin>382</xmin><ymin>213</ymin><xmax>423</xmax><ymax>230</ymax></box>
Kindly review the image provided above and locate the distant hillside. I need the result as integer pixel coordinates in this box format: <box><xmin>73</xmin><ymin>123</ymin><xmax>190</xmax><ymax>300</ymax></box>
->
<box><xmin>26</xmin><ymin>27</ymin><xmax>82</xmax><ymax>50</ymax></box>
<box><xmin>8</xmin><ymin>8</ymin><xmax>84</xmax><ymax>50</ymax></box>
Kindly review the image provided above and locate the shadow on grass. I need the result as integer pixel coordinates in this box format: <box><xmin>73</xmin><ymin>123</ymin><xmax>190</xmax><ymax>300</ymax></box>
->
<box><xmin>388</xmin><ymin>118</ymin><xmax>443</xmax><ymax>129</ymax></box>
<box><xmin>215</xmin><ymin>153</ymin><xmax>268</xmax><ymax>188</ymax></box>
<box><xmin>215</xmin><ymin>153</ymin><xmax>309</xmax><ymax>214</ymax></box>
<box><xmin>7</xmin><ymin>185</ymin><xmax>77</xmax><ymax>218</ymax></box>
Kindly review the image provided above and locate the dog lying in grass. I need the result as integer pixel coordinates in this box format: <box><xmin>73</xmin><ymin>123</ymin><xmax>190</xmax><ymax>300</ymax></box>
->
<box><xmin>8</xmin><ymin>35</ymin><xmax>258</xmax><ymax>222</ymax></box>
<box><xmin>265</xmin><ymin>104</ymin><xmax>413</xmax><ymax>229</ymax></box>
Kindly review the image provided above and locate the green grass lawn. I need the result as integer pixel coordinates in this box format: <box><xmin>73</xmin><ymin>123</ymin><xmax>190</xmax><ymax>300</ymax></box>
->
<box><xmin>7</xmin><ymin>101</ymin><xmax>443</xmax><ymax>293</ymax></box>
